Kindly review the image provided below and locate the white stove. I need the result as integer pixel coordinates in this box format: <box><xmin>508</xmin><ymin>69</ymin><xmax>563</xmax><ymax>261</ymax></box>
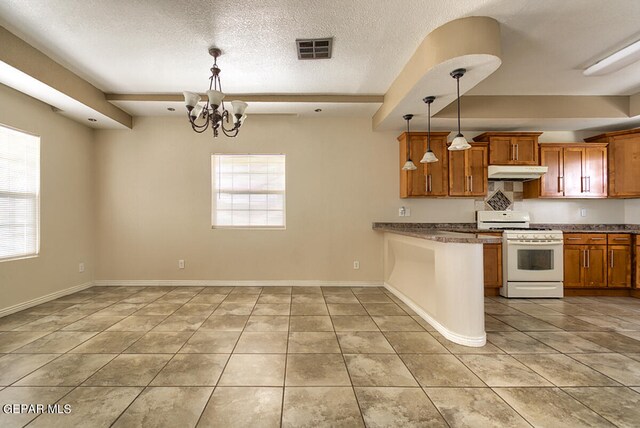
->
<box><xmin>478</xmin><ymin>211</ymin><xmax>564</xmax><ymax>298</ymax></box>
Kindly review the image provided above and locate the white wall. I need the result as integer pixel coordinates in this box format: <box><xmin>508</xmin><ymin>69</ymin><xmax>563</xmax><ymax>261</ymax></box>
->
<box><xmin>0</xmin><ymin>84</ymin><xmax>95</xmax><ymax>312</ymax></box>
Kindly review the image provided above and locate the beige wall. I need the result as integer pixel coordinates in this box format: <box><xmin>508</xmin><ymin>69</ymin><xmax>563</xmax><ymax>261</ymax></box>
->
<box><xmin>0</xmin><ymin>84</ymin><xmax>94</xmax><ymax>311</ymax></box>
<box><xmin>93</xmin><ymin>116</ymin><xmax>399</xmax><ymax>281</ymax></box>
<box><xmin>93</xmin><ymin>119</ymin><xmax>636</xmax><ymax>282</ymax></box>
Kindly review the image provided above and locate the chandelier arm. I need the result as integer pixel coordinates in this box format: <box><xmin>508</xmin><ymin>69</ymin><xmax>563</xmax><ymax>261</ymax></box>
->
<box><xmin>219</xmin><ymin>109</ymin><xmax>240</xmax><ymax>134</ymax></box>
<box><xmin>221</xmin><ymin>126</ymin><xmax>240</xmax><ymax>138</ymax></box>
<box><xmin>188</xmin><ymin>110</ymin><xmax>211</xmax><ymax>130</ymax></box>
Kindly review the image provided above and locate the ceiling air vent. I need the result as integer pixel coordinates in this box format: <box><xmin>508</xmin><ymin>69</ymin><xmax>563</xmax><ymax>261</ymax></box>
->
<box><xmin>296</xmin><ymin>38</ymin><xmax>333</xmax><ymax>60</ymax></box>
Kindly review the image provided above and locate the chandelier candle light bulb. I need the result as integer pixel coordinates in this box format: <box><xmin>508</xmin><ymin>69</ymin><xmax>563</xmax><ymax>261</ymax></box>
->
<box><xmin>183</xmin><ymin>47</ymin><xmax>247</xmax><ymax>138</ymax></box>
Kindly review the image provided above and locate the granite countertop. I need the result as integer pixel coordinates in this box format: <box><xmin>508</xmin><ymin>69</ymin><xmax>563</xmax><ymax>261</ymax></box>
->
<box><xmin>373</xmin><ymin>222</ymin><xmax>640</xmax><ymax>235</ymax></box>
<box><xmin>372</xmin><ymin>224</ymin><xmax>502</xmax><ymax>244</ymax></box>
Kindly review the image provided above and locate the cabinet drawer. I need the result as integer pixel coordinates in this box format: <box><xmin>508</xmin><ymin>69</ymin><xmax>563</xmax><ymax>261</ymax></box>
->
<box><xmin>608</xmin><ymin>234</ymin><xmax>631</xmax><ymax>245</ymax></box>
<box><xmin>563</xmin><ymin>233</ymin><xmax>607</xmax><ymax>245</ymax></box>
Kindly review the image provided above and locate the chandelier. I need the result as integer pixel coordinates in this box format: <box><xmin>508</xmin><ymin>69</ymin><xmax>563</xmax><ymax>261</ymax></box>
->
<box><xmin>183</xmin><ymin>47</ymin><xmax>248</xmax><ymax>138</ymax></box>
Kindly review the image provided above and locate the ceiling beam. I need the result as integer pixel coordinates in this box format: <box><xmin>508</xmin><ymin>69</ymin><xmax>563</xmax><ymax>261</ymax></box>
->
<box><xmin>0</xmin><ymin>26</ymin><xmax>132</xmax><ymax>128</ymax></box>
<box><xmin>434</xmin><ymin>95</ymin><xmax>630</xmax><ymax>119</ymax></box>
<box><xmin>105</xmin><ymin>93</ymin><xmax>384</xmax><ymax>103</ymax></box>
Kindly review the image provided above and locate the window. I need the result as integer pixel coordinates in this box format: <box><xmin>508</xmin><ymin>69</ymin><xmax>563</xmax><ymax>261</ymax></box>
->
<box><xmin>212</xmin><ymin>154</ymin><xmax>285</xmax><ymax>228</ymax></box>
<box><xmin>0</xmin><ymin>125</ymin><xmax>40</xmax><ymax>261</ymax></box>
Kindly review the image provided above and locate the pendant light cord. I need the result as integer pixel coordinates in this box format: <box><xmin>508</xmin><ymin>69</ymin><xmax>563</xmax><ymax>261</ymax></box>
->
<box><xmin>406</xmin><ymin>117</ymin><xmax>411</xmax><ymax>161</ymax></box>
<box><xmin>427</xmin><ymin>102</ymin><xmax>431</xmax><ymax>151</ymax></box>
<box><xmin>456</xmin><ymin>76</ymin><xmax>461</xmax><ymax>136</ymax></box>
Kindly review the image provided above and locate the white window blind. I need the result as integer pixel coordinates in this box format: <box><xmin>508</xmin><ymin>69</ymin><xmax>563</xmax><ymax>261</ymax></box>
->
<box><xmin>212</xmin><ymin>154</ymin><xmax>285</xmax><ymax>228</ymax></box>
<box><xmin>0</xmin><ymin>125</ymin><xmax>40</xmax><ymax>261</ymax></box>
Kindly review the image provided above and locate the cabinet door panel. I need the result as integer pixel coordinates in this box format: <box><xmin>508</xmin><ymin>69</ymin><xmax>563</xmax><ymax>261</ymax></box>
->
<box><xmin>610</xmin><ymin>139</ymin><xmax>640</xmax><ymax>197</ymax></box>
<box><xmin>607</xmin><ymin>246</ymin><xmax>631</xmax><ymax>287</ymax></box>
<box><xmin>513</xmin><ymin>137</ymin><xmax>538</xmax><ymax>165</ymax></box>
<box><xmin>584</xmin><ymin>246</ymin><xmax>607</xmax><ymax>287</ymax></box>
<box><xmin>483</xmin><ymin>243</ymin><xmax>502</xmax><ymax>288</ymax></box>
<box><xmin>584</xmin><ymin>146</ymin><xmax>607</xmax><ymax>197</ymax></box>
<box><xmin>540</xmin><ymin>146</ymin><xmax>564</xmax><ymax>197</ymax></box>
<box><xmin>468</xmin><ymin>146</ymin><xmax>488</xmax><ymax>196</ymax></box>
<box><xmin>424</xmin><ymin>137</ymin><xmax>448</xmax><ymax>196</ymax></box>
<box><xmin>488</xmin><ymin>137</ymin><xmax>513</xmax><ymax>165</ymax></box>
<box><xmin>448</xmin><ymin>150</ymin><xmax>467</xmax><ymax>196</ymax></box>
<box><xmin>563</xmin><ymin>148</ymin><xmax>584</xmax><ymax>196</ymax></box>
<box><xmin>564</xmin><ymin>246</ymin><xmax>584</xmax><ymax>287</ymax></box>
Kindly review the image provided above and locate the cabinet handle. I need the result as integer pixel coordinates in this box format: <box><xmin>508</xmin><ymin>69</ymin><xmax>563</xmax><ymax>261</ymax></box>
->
<box><xmin>515</xmin><ymin>144</ymin><xmax>519</xmax><ymax>160</ymax></box>
<box><xmin>586</xmin><ymin>249</ymin><xmax>590</xmax><ymax>268</ymax></box>
<box><xmin>558</xmin><ymin>176</ymin><xmax>564</xmax><ymax>193</ymax></box>
<box><xmin>509</xmin><ymin>144</ymin><xmax>514</xmax><ymax>161</ymax></box>
<box><xmin>587</xmin><ymin>176</ymin><xmax>591</xmax><ymax>192</ymax></box>
<box><xmin>582</xmin><ymin>249</ymin><xmax>587</xmax><ymax>268</ymax></box>
<box><xmin>581</xmin><ymin>177</ymin><xmax>585</xmax><ymax>193</ymax></box>
<box><xmin>610</xmin><ymin>250</ymin><xmax>614</xmax><ymax>268</ymax></box>
<box><xmin>426</xmin><ymin>174</ymin><xmax>432</xmax><ymax>193</ymax></box>
<box><xmin>590</xmin><ymin>237</ymin><xmax>605</xmax><ymax>241</ymax></box>
<box><xmin>469</xmin><ymin>175</ymin><xmax>473</xmax><ymax>192</ymax></box>
<box><xmin>613</xmin><ymin>237</ymin><xmax>629</xmax><ymax>241</ymax></box>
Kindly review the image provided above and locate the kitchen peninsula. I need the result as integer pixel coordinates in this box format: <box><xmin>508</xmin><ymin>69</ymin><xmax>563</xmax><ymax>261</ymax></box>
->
<box><xmin>373</xmin><ymin>223</ymin><xmax>501</xmax><ymax>347</ymax></box>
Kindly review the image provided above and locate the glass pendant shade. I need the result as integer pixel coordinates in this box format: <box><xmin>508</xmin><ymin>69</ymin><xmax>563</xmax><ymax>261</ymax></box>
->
<box><xmin>190</xmin><ymin>103</ymin><xmax>204</xmax><ymax>119</ymax></box>
<box><xmin>231</xmin><ymin>100</ymin><xmax>248</xmax><ymax>117</ymax></box>
<box><xmin>402</xmin><ymin>160</ymin><xmax>417</xmax><ymax>171</ymax></box>
<box><xmin>207</xmin><ymin>90</ymin><xmax>225</xmax><ymax>108</ymax></box>
<box><xmin>233</xmin><ymin>114</ymin><xmax>247</xmax><ymax>124</ymax></box>
<box><xmin>448</xmin><ymin>134</ymin><xmax>472</xmax><ymax>151</ymax></box>
<box><xmin>183</xmin><ymin>91</ymin><xmax>201</xmax><ymax>110</ymax></box>
<box><xmin>421</xmin><ymin>150</ymin><xmax>438</xmax><ymax>163</ymax></box>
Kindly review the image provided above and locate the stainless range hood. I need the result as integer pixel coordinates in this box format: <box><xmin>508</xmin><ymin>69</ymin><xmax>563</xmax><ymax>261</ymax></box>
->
<box><xmin>488</xmin><ymin>165</ymin><xmax>548</xmax><ymax>181</ymax></box>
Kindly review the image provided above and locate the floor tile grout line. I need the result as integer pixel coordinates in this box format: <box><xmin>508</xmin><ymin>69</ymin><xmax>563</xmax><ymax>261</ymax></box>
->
<box><xmin>329</xmin><ymin>301</ymin><xmax>369</xmax><ymax>428</ymax></box>
<box><xmin>560</xmin><ymin>384</ymin><xmax>640</xmax><ymax>426</ymax></box>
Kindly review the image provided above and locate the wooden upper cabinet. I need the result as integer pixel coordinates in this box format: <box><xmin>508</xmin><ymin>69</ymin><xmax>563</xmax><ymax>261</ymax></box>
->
<box><xmin>422</xmin><ymin>133</ymin><xmax>450</xmax><ymax>197</ymax></box>
<box><xmin>524</xmin><ymin>143</ymin><xmax>608</xmax><ymax>198</ymax></box>
<box><xmin>539</xmin><ymin>146</ymin><xmax>564</xmax><ymax>197</ymax></box>
<box><xmin>448</xmin><ymin>143</ymin><xmax>488</xmax><ymax>196</ymax></box>
<box><xmin>399</xmin><ymin>132</ymin><xmax>450</xmax><ymax>198</ymax></box>
<box><xmin>585</xmin><ymin>129</ymin><xmax>640</xmax><ymax>198</ymax></box>
<box><xmin>473</xmin><ymin>132</ymin><xmax>541</xmax><ymax>165</ymax></box>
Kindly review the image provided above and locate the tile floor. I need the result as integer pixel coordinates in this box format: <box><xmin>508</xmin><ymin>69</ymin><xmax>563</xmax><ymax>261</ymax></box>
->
<box><xmin>0</xmin><ymin>286</ymin><xmax>639</xmax><ymax>427</ymax></box>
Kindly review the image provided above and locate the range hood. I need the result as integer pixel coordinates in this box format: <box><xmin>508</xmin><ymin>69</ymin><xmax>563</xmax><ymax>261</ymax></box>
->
<box><xmin>488</xmin><ymin>165</ymin><xmax>548</xmax><ymax>181</ymax></box>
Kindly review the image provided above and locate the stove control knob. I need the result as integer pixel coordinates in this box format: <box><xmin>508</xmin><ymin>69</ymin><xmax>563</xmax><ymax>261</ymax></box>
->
<box><xmin>518</xmin><ymin>234</ymin><xmax>525</xmax><ymax>239</ymax></box>
<box><xmin>546</xmin><ymin>234</ymin><xmax>554</xmax><ymax>239</ymax></box>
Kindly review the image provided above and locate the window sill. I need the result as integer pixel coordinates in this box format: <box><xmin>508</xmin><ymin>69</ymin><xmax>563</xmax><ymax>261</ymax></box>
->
<box><xmin>0</xmin><ymin>254</ymin><xmax>39</xmax><ymax>263</ymax></box>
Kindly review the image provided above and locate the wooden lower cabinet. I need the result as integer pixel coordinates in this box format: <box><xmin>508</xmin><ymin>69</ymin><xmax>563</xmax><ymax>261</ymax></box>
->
<box><xmin>584</xmin><ymin>245</ymin><xmax>607</xmax><ymax>287</ymax></box>
<box><xmin>563</xmin><ymin>245</ymin><xmax>584</xmax><ymax>287</ymax></box>
<box><xmin>608</xmin><ymin>245</ymin><xmax>631</xmax><ymax>287</ymax></box>
<box><xmin>564</xmin><ymin>233</ymin><xmax>632</xmax><ymax>289</ymax></box>
<box><xmin>636</xmin><ymin>239</ymin><xmax>640</xmax><ymax>289</ymax></box>
<box><xmin>483</xmin><ymin>232</ymin><xmax>503</xmax><ymax>295</ymax></box>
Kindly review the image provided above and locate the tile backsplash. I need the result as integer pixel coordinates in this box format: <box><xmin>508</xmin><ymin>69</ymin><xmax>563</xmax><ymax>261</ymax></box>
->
<box><xmin>474</xmin><ymin>181</ymin><xmax>524</xmax><ymax>211</ymax></box>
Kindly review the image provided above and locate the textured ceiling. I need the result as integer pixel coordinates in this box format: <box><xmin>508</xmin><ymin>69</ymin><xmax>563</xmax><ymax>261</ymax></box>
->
<box><xmin>0</xmin><ymin>0</ymin><xmax>494</xmax><ymax>94</ymax></box>
<box><xmin>1</xmin><ymin>0</ymin><xmax>640</xmax><ymax>130</ymax></box>
<box><xmin>6</xmin><ymin>0</ymin><xmax>640</xmax><ymax>96</ymax></box>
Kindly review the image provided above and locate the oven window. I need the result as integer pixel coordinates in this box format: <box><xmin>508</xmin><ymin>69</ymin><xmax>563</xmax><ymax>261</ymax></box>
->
<box><xmin>517</xmin><ymin>249</ymin><xmax>554</xmax><ymax>271</ymax></box>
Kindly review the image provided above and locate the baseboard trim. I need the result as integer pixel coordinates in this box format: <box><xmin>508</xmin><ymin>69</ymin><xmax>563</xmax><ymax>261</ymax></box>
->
<box><xmin>384</xmin><ymin>282</ymin><xmax>486</xmax><ymax>347</ymax></box>
<box><xmin>0</xmin><ymin>281</ymin><xmax>94</xmax><ymax>318</ymax></box>
<box><xmin>93</xmin><ymin>279</ymin><xmax>384</xmax><ymax>288</ymax></box>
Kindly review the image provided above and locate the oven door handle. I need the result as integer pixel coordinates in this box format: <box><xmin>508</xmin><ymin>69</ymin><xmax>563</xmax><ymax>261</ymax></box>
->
<box><xmin>508</xmin><ymin>241</ymin><xmax>564</xmax><ymax>246</ymax></box>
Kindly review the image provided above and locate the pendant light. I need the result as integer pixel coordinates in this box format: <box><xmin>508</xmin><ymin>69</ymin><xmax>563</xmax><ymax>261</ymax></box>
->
<box><xmin>448</xmin><ymin>68</ymin><xmax>471</xmax><ymax>151</ymax></box>
<box><xmin>420</xmin><ymin>96</ymin><xmax>438</xmax><ymax>163</ymax></box>
<box><xmin>402</xmin><ymin>114</ymin><xmax>417</xmax><ymax>171</ymax></box>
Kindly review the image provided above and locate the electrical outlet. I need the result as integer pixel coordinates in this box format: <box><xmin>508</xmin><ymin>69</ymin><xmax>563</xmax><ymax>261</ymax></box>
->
<box><xmin>78</xmin><ymin>262</ymin><xmax>85</xmax><ymax>273</ymax></box>
<box><xmin>398</xmin><ymin>206</ymin><xmax>411</xmax><ymax>217</ymax></box>
<box><xmin>580</xmin><ymin>208</ymin><xmax>587</xmax><ymax>217</ymax></box>
<box><xmin>353</xmin><ymin>261</ymin><xmax>360</xmax><ymax>270</ymax></box>
<box><xmin>178</xmin><ymin>259</ymin><xmax>185</xmax><ymax>269</ymax></box>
